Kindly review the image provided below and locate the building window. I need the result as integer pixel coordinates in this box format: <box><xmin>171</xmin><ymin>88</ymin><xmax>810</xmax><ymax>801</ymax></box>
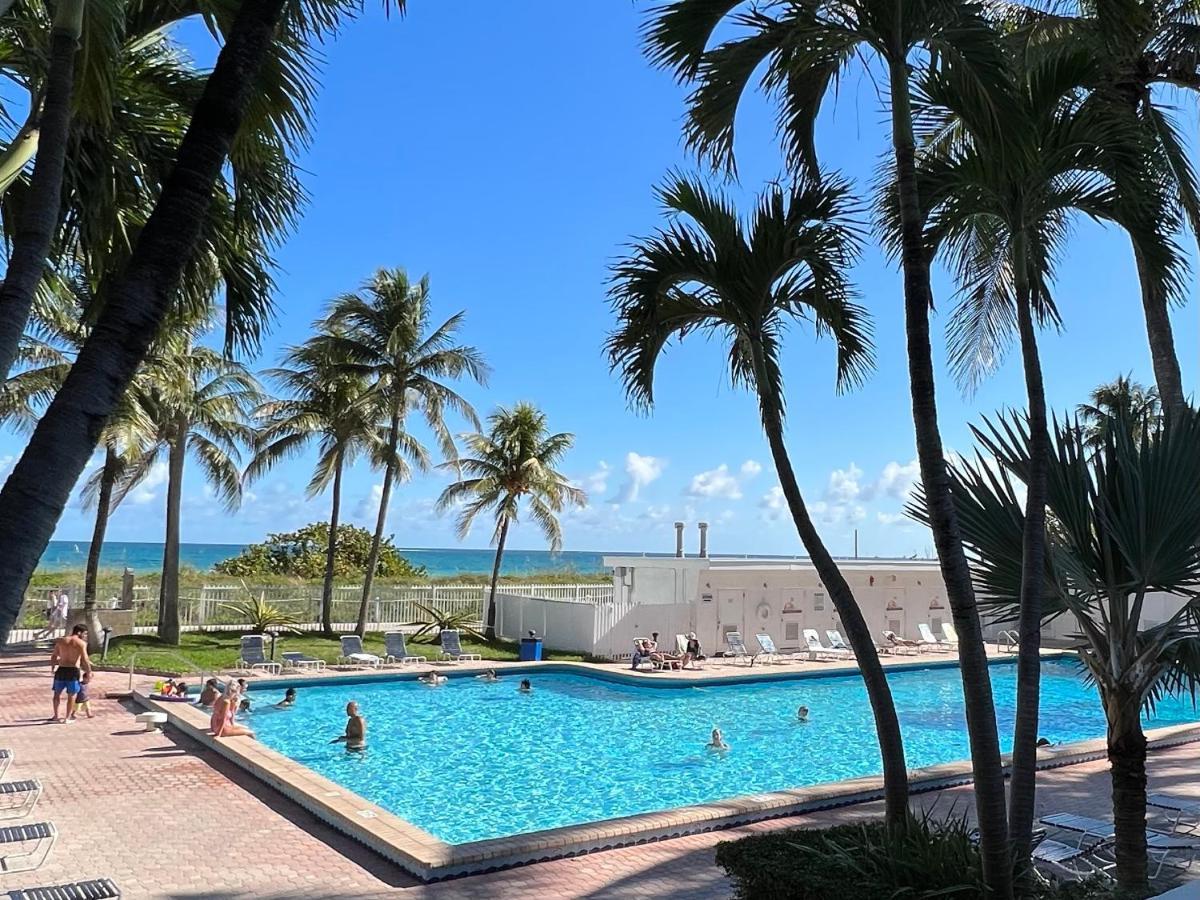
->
<box><xmin>812</xmin><ymin>591</ymin><xmax>825</xmax><ymax>611</ymax></box>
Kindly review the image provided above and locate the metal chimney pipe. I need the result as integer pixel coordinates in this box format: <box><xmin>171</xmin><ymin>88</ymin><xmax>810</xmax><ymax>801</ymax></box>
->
<box><xmin>674</xmin><ymin>522</ymin><xmax>685</xmax><ymax>558</ymax></box>
<box><xmin>698</xmin><ymin>521</ymin><xmax>709</xmax><ymax>558</ymax></box>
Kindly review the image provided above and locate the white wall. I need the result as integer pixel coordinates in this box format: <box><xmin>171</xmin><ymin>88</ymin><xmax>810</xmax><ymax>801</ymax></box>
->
<box><xmin>495</xmin><ymin>594</ymin><xmax>598</xmax><ymax>655</ymax></box>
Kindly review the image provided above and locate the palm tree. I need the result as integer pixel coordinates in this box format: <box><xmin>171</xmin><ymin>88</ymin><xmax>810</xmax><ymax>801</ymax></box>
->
<box><xmin>1077</xmin><ymin>374</ymin><xmax>1162</xmax><ymax>450</ymax></box>
<box><xmin>645</xmin><ymin>4</ymin><xmax>1013</xmax><ymax>889</ymax></box>
<box><xmin>919</xmin><ymin>410</ymin><xmax>1200</xmax><ymax>893</ymax></box>
<box><xmin>321</xmin><ymin>269</ymin><xmax>487</xmax><ymax>637</ymax></box>
<box><xmin>906</xmin><ymin>47</ymin><xmax>1163</xmax><ymax>870</ymax></box>
<box><xmin>129</xmin><ymin>340</ymin><xmax>263</xmax><ymax>645</ymax></box>
<box><xmin>248</xmin><ymin>333</ymin><xmax>383</xmax><ymax>637</ymax></box>
<box><xmin>437</xmin><ymin>404</ymin><xmax>585</xmax><ymax>641</ymax></box>
<box><xmin>0</xmin><ymin>0</ymin><xmax>391</xmax><ymax>644</ymax></box>
<box><xmin>607</xmin><ymin>172</ymin><xmax>912</xmax><ymax>826</ymax></box>
<box><xmin>1005</xmin><ymin>0</ymin><xmax>1198</xmax><ymax>416</ymax></box>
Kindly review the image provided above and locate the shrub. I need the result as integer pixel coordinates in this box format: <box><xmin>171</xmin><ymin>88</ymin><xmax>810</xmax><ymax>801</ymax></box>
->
<box><xmin>221</xmin><ymin>586</ymin><xmax>303</xmax><ymax>635</ymax></box>
<box><xmin>716</xmin><ymin>814</ymin><xmax>1116</xmax><ymax>900</ymax></box>
<box><xmin>403</xmin><ymin>600</ymin><xmax>485</xmax><ymax>643</ymax></box>
<box><xmin>213</xmin><ymin>523</ymin><xmax>427</xmax><ymax>579</ymax></box>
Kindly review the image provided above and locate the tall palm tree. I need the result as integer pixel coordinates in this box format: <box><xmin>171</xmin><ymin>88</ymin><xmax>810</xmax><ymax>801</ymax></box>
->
<box><xmin>645</xmin><ymin>4</ymin><xmax>1014</xmax><ymax>889</ymax></box>
<box><xmin>919</xmin><ymin>409</ymin><xmax>1200</xmax><ymax>893</ymax></box>
<box><xmin>0</xmin><ymin>0</ymin><xmax>391</xmax><ymax>644</ymax></box>
<box><xmin>1077</xmin><ymin>374</ymin><xmax>1161</xmax><ymax>450</ymax></box>
<box><xmin>321</xmin><ymin>269</ymin><xmax>487</xmax><ymax>637</ymax></box>
<box><xmin>437</xmin><ymin>403</ymin><xmax>585</xmax><ymax>641</ymax></box>
<box><xmin>1005</xmin><ymin>0</ymin><xmax>1198</xmax><ymax>415</ymax></box>
<box><xmin>248</xmin><ymin>333</ymin><xmax>383</xmax><ymax>637</ymax></box>
<box><xmin>607</xmin><ymin>172</ymin><xmax>912</xmax><ymax>826</ymax></box>
<box><xmin>905</xmin><ymin>48</ymin><xmax>1163</xmax><ymax>870</ymax></box>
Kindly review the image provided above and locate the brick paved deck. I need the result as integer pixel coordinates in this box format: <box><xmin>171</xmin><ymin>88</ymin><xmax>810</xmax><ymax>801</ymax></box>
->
<box><xmin>1</xmin><ymin>650</ymin><xmax>1196</xmax><ymax>899</ymax></box>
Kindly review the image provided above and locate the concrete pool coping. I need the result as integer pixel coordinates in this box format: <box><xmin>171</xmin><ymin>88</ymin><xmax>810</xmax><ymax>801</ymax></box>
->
<box><xmin>135</xmin><ymin>655</ymin><xmax>1200</xmax><ymax>882</ymax></box>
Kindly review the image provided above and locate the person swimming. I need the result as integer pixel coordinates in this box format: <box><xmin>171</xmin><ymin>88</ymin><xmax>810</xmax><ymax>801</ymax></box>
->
<box><xmin>198</xmin><ymin>678</ymin><xmax>220</xmax><ymax>707</ymax></box>
<box><xmin>331</xmin><ymin>701</ymin><xmax>366</xmax><ymax>752</ymax></box>
<box><xmin>797</xmin><ymin>706</ymin><xmax>810</xmax><ymax>723</ymax></box>
<box><xmin>418</xmin><ymin>672</ymin><xmax>447</xmax><ymax>686</ymax></box>
<box><xmin>706</xmin><ymin>727</ymin><xmax>730</xmax><ymax>753</ymax></box>
<box><xmin>238</xmin><ymin>698</ymin><xmax>251</xmax><ymax>714</ymax></box>
<box><xmin>275</xmin><ymin>688</ymin><xmax>297</xmax><ymax>709</ymax></box>
<box><xmin>476</xmin><ymin>669</ymin><xmax>499</xmax><ymax>682</ymax></box>
<box><xmin>518</xmin><ymin>679</ymin><xmax>532</xmax><ymax>693</ymax></box>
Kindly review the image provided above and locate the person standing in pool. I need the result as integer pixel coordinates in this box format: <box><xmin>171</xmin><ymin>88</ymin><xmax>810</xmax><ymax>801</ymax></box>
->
<box><xmin>332</xmin><ymin>701</ymin><xmax>366</xmax><ymax>751</ymax></box>
<box><xmin>50</xmin><ymin>624</ymin><xmax>92</xmax><ymax>723</ymax></box>
<box><xmin>797</xmin><ymin>706</ymin><xmax>810</xmax><ymax>723</ymax></box>
<box><xmin>518</xmin><ymin>679</ymin><xmax>532</xmax><ymax>693</ymax></box>
<box><xmin>275</xmin><ymin>688</ymin><xmax>297</xmax><ymax>709</ymax></box>
<box><xmin>706</xmin><ymin>727</ymin><xmax>730</xmax><ymax>753</ymax></box>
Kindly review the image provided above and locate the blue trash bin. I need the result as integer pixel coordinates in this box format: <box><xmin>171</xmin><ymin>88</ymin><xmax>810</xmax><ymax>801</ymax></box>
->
<box><xmin>519</xmin><ymin>637</ymin><xmax>543</xmax><ymax>661</ymax></box>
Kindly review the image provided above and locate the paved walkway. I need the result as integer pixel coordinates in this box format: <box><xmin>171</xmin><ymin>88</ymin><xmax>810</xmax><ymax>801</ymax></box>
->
<box><xmin>1</xmin><ymin>651</ymin><xmax>1196</xmax><ymax>899</ymax></box>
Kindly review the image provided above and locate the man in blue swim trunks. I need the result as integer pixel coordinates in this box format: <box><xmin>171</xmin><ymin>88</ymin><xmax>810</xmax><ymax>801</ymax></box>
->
<box><xmin>49</xmin><ymin>624</ymin><xmax>92</xmax><ymax>723</ymax></box>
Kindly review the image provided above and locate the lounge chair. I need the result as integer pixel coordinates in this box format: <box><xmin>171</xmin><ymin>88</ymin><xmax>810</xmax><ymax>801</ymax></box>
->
<box><xmin>1030</xmin><ymin>834</ymin><xmax>1109</xmax><ymax>883</ymax></box>
<box><xmin>882</xmin><ymin>630</ymin><xmax>920</xmax><ymax>656</ymax></box>
<box><xmin>439</xmin><ymin>629</ymin><xmax>482</xmax><ymax>663</ymax></box>
<box><xmin>280</xmin><ymin>651</ymin><xmax>325</xmax><ymax>672</ymax></box>
<box><xmin>917</xmin><ymin>623</ymin><xmax>952</xmax><ymax>653</ymax></box>
<box><xmin>383</xmin><ymin>632</ymin><xmax>422</xmax><ymax>667</ymax></box>
<box><xmin>337</xmin><ymin>636</ymin><xmax>382</xmax><ymax>669</ymax></box>
<box><xmin>803</xmin><ymin>629</ymin><xmax>851</xmax><ymax>662</ymax></box>
<box><xmin>0</xmin><ymin>822</ymin><xmax>56</xmax><ymax>874</ymax></box>
<box><xmin>236</xmin><ymin>635</ymin><xmax>281</xmax><ymax>676</ymax></box>
<box><xmin>4</xmin><ymin>878</ymin><xmax>121</xmax><ymax>900</ymax></box>
<box><xmin>941</xmin><ymin>622</ymin><xmax>959</xmax><ymax>647</ymax></box>
<box><xmin>675</xmin><ymin>634</ymin><xmax>704</xmax><ymax>670</ymax></box>
<box><xmin>630</xmin><ymin>638</ymin><xmax>655</xmax><ymax>671</ymax></box>
<box><xmin>0</xmin><ymin>781</ymin><xmax>41</xmax><ymax>821</ymax></box>
<box><xmin>0</xmin><ymin>750</ymin><xmax>10</xmax><ymax>780</ymax></box>
<box><xmin>1040</xmin><ymin>813</ymin><xmax>1200</xmax><ymax>879</ymax></box>
<box><xmin>755</xmin><ymin>633</ymin><xmax>784</xmax><ymax>665</ymax></box>
<box><xmin>1148</xmin><ymin>793</ymin><xmax>1200</xmax><ymax>833</ymax></box>
<box><xmin>826</xmin><ymin>630</ymin><xmax>855</xmax><ymax>656</ymax></box>
<box><xmin>724</xmin><ymin>632</ymin><xmax>755</xmax><ymax>666</ymax></box>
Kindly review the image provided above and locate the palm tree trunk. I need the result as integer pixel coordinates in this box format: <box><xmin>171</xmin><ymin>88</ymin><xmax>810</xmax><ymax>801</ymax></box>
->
<box><xmin>1008</xmin><ymin>274</ymin><xmax>1050</xmax><ymax>881</ymax></box>
<box><xmin>888</xmin><ymin>62</ymin><xmax>1011</xmax><ymax>897</ymax></box>
<box><xmin>321</xmin><ymin>452</ymin><xmax>344</xmax><ymax>638</ymax></box>
<box><xmin>751</xmin><ymin>360</ymin><xmax>909</xmax><ymax>826</ymax></box>
<box><xmin>0</xmin><ymin>0</ymin><xmax>289</xmax><ymax>645</ymax></box>
<box><xmin>158</xmin><ymin>414</ymin><xmax>187</xmax><ymax>645</ymax></box>
<box><xmin>82</xmin><ymin>446</ymin><xmax>119</xmax><ymax>652</ymax></box>
<box><xmin>1105</xmin><ymin>686</ymin><xmax>1149</xmax><ymax>893</ymax></box>
<box><xmin>356</xmin><ymin>408</ymin><xmax>401</xmax><ymax>637</ymax></box>
<box><xmin>1132</xmin><ymin>243</ymin><xmax>1186</xmax><ymax>418</ymax></box>
<box><xmin>0</xmin><ymin>0</ymin><xmax>85</xmax><ymax>382</ymax></box>
<box><xmin>485</xmin><ymin>517</ymin><xmax>509</xmax><ymax>642</ymax></box>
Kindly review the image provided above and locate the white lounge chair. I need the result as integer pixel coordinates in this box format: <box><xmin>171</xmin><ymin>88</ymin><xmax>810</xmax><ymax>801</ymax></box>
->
<box><xmin>0</xmin><ymin>781</ymin><xmax>42</xmax><ymax>821</ymax></box>
<box><xmin>675</xmin><ymin>634</ymin><xmax>704</xmax><ymax>669</ymax></box>
<box><xmin>755</xmin><ymin>633</ymin><xmax>784</xmax><ymax>664</ymax></box>
<box><xmin>280</xmin><ymin>651</ymin><xmax>325</xmax><ymax>672</ymax></box>
<box><xmin>439</xmin><ymin>629</ymin><xmax>482</xmax><ymax>663</ymax></box>
<box><xmin>236</xmin><ymin>635</ymin><xmax>281</xmax><ymax>675</ymax></box>
<box><xmin>882</xmin><ymin>630</ymin><xmax>920</xmax><ymax>656</ymax></box>
<box><xmin>918</xmin><ymin>623</ymin><xmax>952</xmax><ymax>653</ymax></box>
<box><xmin>630</xmin><ymin>637</ymin><xmax>655</xmax><ymax>670</ymax></box>
<box><xmin>1040</xmin><ymin>813</ymin><xmax>1200</xmax><ymax>879</ymax></box>
<box><xmin>1148</xmin><ymin>793</ymin><xmax>1200</xmax><ymax>833</ymax></box>
<box><xmin>0</xmin><ymin>749</ymin><xmax>11</xmax><ymax>781</ymax></box>
<box><xmin>1030</xmin><ymin>835</ymin><xmax>1109</xmax><ymax>883</ymax></box>
<box><xmin>0</xmin><ymin>822</ymin><xmax>56</xmax><ymax>874</ymax></box>
<box><xmin>803</xmin><ymin>629</ymin><xmax>850</xmax><ymax>662</ymax></box>
<box><xmin>826</xmin><ymin>630</ymin><xmax>854</xmax><ymax>656</ymax></box>
<box><xmin>337</xmin><ymin>635</ymin><xmax>382</xmax><ymax>669</ymax></box>
<box><xmin>941</xmin><ymin>622</ymin><xmax>959</xmax><ymax>647</ymax></box>
<box><xmin>383</xmin><ymin>632</ymin><xmax>422</xmax><ymax>667</ymax></box>
<box><xmin>724</xmin><ymin>632</ymin><xmax>755</xmax><ymax>666</ymax></box>
<box><xmin>5</xmin><ymin>878</ymin><xmax>121</xmax><ymax>899</ymax></box>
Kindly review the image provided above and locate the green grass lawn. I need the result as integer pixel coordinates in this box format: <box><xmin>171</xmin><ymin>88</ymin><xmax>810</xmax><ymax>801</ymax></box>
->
<box><xmin>99</xmin><ymin>630</ymin><xmax>588</xmax><ymax>674</ymax></box>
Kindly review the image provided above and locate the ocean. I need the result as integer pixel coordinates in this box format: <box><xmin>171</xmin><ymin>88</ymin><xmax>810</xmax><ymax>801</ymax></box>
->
<box><xmin>36</xmin><ymin>540</ymin><xmax>627</xmax><ymax>577</ymax></box>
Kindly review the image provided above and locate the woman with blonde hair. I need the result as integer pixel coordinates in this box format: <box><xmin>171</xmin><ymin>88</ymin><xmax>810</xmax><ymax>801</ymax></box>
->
<box><xmin>210</xmin><ymin>681</ymin><xmax>254</xmax><ymax>738</ymax></box>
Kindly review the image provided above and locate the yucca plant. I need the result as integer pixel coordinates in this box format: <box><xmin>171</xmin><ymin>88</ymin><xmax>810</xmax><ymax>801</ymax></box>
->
<box><xmin>402</xmin><ymin>600</ymin><xmax>485</xmax><ymax>644</ymax></box>
<box><xmin>222</xmin><ymin>586</ymin><xmax>302</xmax><ymax>636</ymax></box>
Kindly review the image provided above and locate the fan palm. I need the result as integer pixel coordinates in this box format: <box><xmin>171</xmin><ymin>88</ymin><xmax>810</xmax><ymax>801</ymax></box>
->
<box><xmin>645</xmin><ymin>2</ymin><xmax>1013</xmax><ymax>887</ymax></box>
<box><xmin>1003</xmin><ymin>0</ymin><xmax>1198</xmax><ymax>415</ymax></box>
<box><xmin>0</xmin><ymin>0</ymin><xmax>404</xmax><ymax>645</ymax></box>
<box><xmin>904</xmin><ymin>47</ymin><xmax>1163</xmax><ymax>869</ymax></box>
<box><xmin>437</xmin><ymin>403</ymin><xmax>585</xmax><ymax>642</ymax></box>
<box><xmin>913</xmin><ymin>410</ymin><xmax>1200</xmax><ymax>892</ymax></box>
<box><xmin>1077</xmin><ymin>374</ymin><xmax>1161</xmax><ymax>451</ymax></box>
<box><xmin>607</xmin><ymin>171</ymin><xmax>913</xmax><ymax>825</ymax></box>
<box><xmin>248</xmin><ymin>332</ymin><xmax>384</xmax><ymax>637</ymax></box>
<box><xmin>321</xmin><ymin>269</ymin><xmax>488</xmax><ymax>637</ymax></box>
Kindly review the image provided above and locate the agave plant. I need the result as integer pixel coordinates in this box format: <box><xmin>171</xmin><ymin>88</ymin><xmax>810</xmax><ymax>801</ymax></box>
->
<box><xmin>222</xmin><ymin>586</ymin><xmax>302</xmax><ymax>636</ymax></box>
<box><xmin>402</xmin><ymin>600</ymin><xmax>485</xmax><ymax>644</ymax></box>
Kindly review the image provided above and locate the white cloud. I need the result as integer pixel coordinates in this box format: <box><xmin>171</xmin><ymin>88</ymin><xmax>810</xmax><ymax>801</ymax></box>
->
<box><xmin>354</xmin><ymin>483</ymin><xmax>385</xmax><ymax>522</ymax></box>
<box><xmin>875</xmin><ymin>459</ymin><xmax>920</xmax><ymax>500</ymax></box>
<box><xmin>825</xmin><ymin>462</ymin><xmax>864</xmax><ymax>503</ymax></box>
<box><xmin>811</xmin><ymin>500</ymin><xmax>866</xmax><ymax>526</ymax></box>
<box><xmin>877</xmin><ymin>511</ymin><xmax>909</xmax><ymax>526</ymax></box>
<box><xmin>128</xmin><ymin>461</ymin><xmax>169</xmax><ymax>505</ymax></box>
<box><xmin>575</xmin><ymin>461</ymin><xmax>610</xmax><ymax>503</ymax></box>
<box><xmin>613</xmin><ymin>452</ymin><xmax>665</xmax><ymax>503</ymax></box>
<box><xmin>739</xmin><ymin>459</ymin><xmax>763</xmax><ymax>479</ymax></box>
<box><xmin>687</xmin><ymin>464</ymin><xmax>743</xmax><ymax>500</ymax></box>
<box><xmin>759</xmin><ymin>485</ymin><xmax>786</xmax><ymax>522</ymax></box>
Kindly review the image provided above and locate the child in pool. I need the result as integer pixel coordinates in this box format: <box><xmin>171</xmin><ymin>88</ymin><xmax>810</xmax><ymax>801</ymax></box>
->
<box><xmin>518</xmin><ymin>679</ymin><xmax>532</xmax><ymax>693</ymax></box>
<box><xmin>797</xmin><ymin>706</ymin><xmax>810</xmax><ymax>723</ymax></box>
<box><xmin>476</xmin><ymin>669</ymin><xmax>499</xmax><ymax>682</ymax></box>
<box><xmin>707</xmin><ymin>728</ymin><xmax>730</xmax><ymax>752</ymax></box>
<box><xmin>239</xmin><ymin>698</ymin><xmax>251</xmax><ymax>713</ymax></box>
<box><xmin>418</xmin><ymin>672</ymin><xmax>447</xmax><ymax>686</ymax></box>
<box><xmin>198</xmin><ymin>679</ymin><xmax>220</xmax><ymax>707</ymax></box>
<box><xmin>275</xmin><ymin>688</ymin><xmax>297</xmax><ymax>709</ymax></box>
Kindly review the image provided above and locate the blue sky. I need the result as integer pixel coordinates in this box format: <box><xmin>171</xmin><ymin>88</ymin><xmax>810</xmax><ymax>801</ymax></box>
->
<box><xmin>6</xmin><ymin>1</ymin><xmax>1195</xmax><ymax>557</ymax></box>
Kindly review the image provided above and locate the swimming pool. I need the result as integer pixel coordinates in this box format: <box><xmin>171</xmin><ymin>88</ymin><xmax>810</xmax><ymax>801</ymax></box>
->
<box><xmin>245</xmin><ymin>658</ymin><xmax>1199</xmax><ymax>845</ymax></box>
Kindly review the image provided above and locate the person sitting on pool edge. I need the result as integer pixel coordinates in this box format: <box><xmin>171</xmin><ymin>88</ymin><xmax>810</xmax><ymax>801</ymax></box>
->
<box><xmin>418</xmin><ymin>671</ymin><xmax>447</xmax><ymax>686</ymax></box>
<box><xmin>331</xmin><ymin>701</ymin><xmax>366</xmax><ymax>752</ymax></box>
<box><xmin>275</xmin><ymin>688</ymin><xmax>297</xmax><ymax>709</ymax></box>
<box><xmin>706</xmin><ymin>727</ymin><xmax>729</xmax><ymax>753</ymax></box>
<box><xmin>518</xmin><ymin>678</ymin><xmax>532</xmax><ymax>693</ymax></box>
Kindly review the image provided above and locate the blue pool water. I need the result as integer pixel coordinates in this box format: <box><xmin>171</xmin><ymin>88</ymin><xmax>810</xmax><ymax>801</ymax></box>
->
<box><xmin>245</xmin><ymin>658</ymin><xmax>1199</xmax><ymax>845</ymax></box>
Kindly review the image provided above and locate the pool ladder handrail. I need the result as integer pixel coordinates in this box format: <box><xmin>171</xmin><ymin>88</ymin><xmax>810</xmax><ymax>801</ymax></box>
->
<box><xmin>996</xmin><ymin>630</ymin><xmax>1020</xmax><ymax>654</ymax></box>
<box><xmin>128</xmin><ymin>649</ymin><xmax>212</xmax><ymax>692</ymax></box>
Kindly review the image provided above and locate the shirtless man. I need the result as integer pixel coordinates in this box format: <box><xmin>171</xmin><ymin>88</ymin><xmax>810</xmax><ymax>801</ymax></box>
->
<box><xmin>50</xmin><ymin>624</ymin><xmax>92</xmax><ymax>723</ymax></box>
<box><xmin>331</xmin><ymin>701</ymin><xmax>366</xmax><ymax>752</ymax></box>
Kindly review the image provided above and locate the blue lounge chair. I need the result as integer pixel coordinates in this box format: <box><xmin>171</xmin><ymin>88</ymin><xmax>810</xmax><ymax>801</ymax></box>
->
<box><xmin>236</xmin><ymin>635</ymin><xmax>281</xmax><ymax>675</ymax></box>
<box><xmin>0</xmin><ymin>781</ymin><xmax>41</xmax><ymax>821</ymax></box>
<box><xmin>0</xmin><ymin>822</ymin><xmax>57</xmax><ymax>874</ymax></box>
<box><xmin>280</xmin><ymin>651</ymin><xmax>325</xmax><ymax>672</ymax></box>
<box><xmin>439</xmin><ymin>629</ymin><xmax>482</xmax><ymax>663</ymax></box>
<box><xmin>4</xmin><ymin>878</ymin><xmax>120</xmax><ymax>899</ymax></box>
<box><xmin>337</xmin><ymin>636</ymin><xmax>382</xmax><ymax>669</ymax></box>
<box><xmin>383</xmin><ymin>632</ymin><xmax>422</xmax><ymax>666</ymax></box>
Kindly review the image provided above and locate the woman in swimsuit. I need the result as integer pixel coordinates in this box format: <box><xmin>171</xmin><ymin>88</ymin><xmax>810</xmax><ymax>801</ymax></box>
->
<box><xmin>210</xmin><ymin>683</ymin><xmax>254</xmax><ymax>738</ymax></box>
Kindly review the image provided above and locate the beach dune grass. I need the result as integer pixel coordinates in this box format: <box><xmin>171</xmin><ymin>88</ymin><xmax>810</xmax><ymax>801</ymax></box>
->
<box><xmin>100</xmin><ymin>630</ymin><xmax>588</xmax><ymax>673</ymax></box>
